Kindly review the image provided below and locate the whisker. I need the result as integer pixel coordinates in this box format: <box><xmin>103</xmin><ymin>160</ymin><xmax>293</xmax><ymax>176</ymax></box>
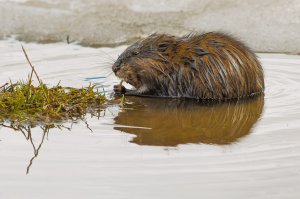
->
<box><xmin>95</xmin><ymin>62</ymin><xmax>114</xmax><ymax>67</ymax></box>
<box><xmin>106</xmin><ymin>71</ymin><xmax>114</xmax><ymax>76</ymax></box>
<box><xmin>98</xmin><ymin>50</ymin><xmax>117</xmax><ymax>62</ymax></box>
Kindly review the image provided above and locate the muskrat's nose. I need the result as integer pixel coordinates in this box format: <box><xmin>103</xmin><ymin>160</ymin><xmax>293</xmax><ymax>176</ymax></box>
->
<box><xmin>112</xmin><ymin>64</ymin><xmax>120</xmax><ymax>73</ymax></box>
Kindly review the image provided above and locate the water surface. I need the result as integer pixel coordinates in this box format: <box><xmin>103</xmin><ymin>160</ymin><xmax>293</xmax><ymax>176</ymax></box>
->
<box><xmin>0</xmin><ymin>39</ymin><xmax>300</xmax><ymax>199</ymax></box>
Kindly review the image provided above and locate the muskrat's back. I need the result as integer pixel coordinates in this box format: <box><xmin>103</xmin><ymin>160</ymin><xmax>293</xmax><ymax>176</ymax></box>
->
<box><xmin>113</xmin><ymin>32</ymin><xmax>264</xmax><ymax>100</ymax></box>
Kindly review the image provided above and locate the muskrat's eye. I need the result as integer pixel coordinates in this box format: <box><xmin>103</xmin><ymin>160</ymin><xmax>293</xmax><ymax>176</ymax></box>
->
<box><xmin>132</xmin><ymin>50</ymin><xmax>139</xmax><ymax>55</ymax></box>
<box><xmin>157</xmin><ymin>42</ymin><xmax>169</xmax><ymax>52</ymax></box>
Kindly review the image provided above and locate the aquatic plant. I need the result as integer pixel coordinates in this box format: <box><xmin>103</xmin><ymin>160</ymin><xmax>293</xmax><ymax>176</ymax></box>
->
<box><xmin>0</xmin><ymin>46</ymin><xmax>106</xmax><ymax>125</ymax></box>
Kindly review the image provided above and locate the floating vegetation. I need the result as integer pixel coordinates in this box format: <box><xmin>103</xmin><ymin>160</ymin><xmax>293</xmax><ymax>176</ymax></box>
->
<box><xmin>0</xmin><ymin>81</ymin><xmax>106</xmax><ymax>124</ymax></box>
<box><xmin>0</xmin><ymin>46</ymin><xmax>107</xmax><ymax>125</ymax></box>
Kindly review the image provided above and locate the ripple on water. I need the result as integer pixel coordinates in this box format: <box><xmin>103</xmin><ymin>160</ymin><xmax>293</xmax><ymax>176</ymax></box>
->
<box><xmin>0</xmin><ymin>41</ymin><xmax>299</xmax><ymax>199</ymax></box>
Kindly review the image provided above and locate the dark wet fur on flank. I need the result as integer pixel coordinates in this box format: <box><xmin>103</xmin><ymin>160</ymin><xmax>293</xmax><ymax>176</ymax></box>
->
<box><xmin>112</xmin><ymin>32</ymin><xmax>264</xmax><ymax>100</ymax></box>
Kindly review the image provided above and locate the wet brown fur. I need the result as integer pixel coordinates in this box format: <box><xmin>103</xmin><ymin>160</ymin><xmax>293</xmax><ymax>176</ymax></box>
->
<box><xmin>112</xmin><ymin>32</ymin><xmax>264</xmax><ymax>100</ymax></box>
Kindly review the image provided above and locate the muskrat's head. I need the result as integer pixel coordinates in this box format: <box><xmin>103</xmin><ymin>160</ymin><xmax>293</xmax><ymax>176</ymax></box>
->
<box><xmin>112</xmin><ymin>41</ymin><xmax>144</xmax><ymax>89</ymax></box>
<box><xmin>112</xmin><ymin>34</ymin><xmax>177</xmax><ymax>91</ymax></box>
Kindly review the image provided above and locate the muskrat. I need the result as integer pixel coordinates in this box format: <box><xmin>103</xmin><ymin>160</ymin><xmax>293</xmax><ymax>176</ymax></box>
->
<box><xmin>113</xmin><ymin>32</ymin><xmax>264</xmax><ymax>100</ymax></box>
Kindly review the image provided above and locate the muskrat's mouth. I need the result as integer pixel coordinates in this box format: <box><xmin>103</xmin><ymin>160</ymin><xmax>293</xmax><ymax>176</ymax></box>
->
<box><xmin>123</xmin><ymin>79</ymin><xmax>136</xmax><ymax>88</ymax></box>
<box><xmin>114</xmin><ymin>70</ymin><xmax>141</xmax><ymax>90</ymax></box>
<box><xmin>121</xmin><ymin>78</ymin><xmax>142</xmax><ymax>90</ymax></box>
<box><xmin>115</xmin><ymin>75</ymin><xmax>134</xmax><ymax>88</ymax></box>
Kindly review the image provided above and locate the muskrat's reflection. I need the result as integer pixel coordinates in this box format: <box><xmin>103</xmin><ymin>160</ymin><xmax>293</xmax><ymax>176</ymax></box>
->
<box><xmin>114</xmin><ymin>96</ymin><xmax>264</xmax><ymax>146</ymax></box>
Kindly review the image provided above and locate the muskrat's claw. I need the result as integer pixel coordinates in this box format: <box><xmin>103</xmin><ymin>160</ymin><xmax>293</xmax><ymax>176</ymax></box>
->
<box><xmin>113</xmin><ymin>84</ymin><xmax>126</xmax><ymax>94</ymax></box>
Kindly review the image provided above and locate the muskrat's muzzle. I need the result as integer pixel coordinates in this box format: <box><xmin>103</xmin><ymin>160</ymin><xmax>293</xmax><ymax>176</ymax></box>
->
<box><xmin>112</xmin><ymin>64</ymin><xmax>120</xmax><ymax>73</ymax></box>
<box><xmin>112</xmin><ymin>59</ymin><xmax>122</xmax><ymax>73</ymax></box>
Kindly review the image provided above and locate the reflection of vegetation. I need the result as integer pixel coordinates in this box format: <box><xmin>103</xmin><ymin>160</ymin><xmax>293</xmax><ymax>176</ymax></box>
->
<box><xmin>1</xmin><ymin>122</ymin><xmax>60</xmax><ymax>174</ymax></box>
<box><xmin>114</xmin><ymin>96</ymin><xmax>264</xmax><ymax>146</ymax></box>
<box><xmin>0</xmin><ymin>110</ymin><xmax>103</xmax><ymax>174</ymax></box>
<box><xmin>0</xmin><ymin>46</ymin><xmax>107</xmax><ymax>174</ymax></box>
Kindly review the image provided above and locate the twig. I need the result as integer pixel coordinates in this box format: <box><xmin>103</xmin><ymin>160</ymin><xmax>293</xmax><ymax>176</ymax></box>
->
<box><xmin>26</xmin><ymin>68</ymin><xmax>34</xmax><ymax>101</ymax></box>
<box><xmin>21</xmin><ymin>45</ymin><xmax>42</xmax><ymax>85</ymax></box>
<box><xmin>21</xmin><ymin>45</ymin><xmax>49</xmax><ymax>103</ymax></box>
<box><xmin>0</xmin><ymin>83</ymin><xmax>8</xmax><ymax>92</ymax></box>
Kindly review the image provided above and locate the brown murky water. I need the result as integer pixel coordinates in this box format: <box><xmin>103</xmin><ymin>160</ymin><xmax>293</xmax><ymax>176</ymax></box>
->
<box><xmin>0</xmin><ymin>40</ymin><xmax>300</xmax><ymax>199</ymax></box>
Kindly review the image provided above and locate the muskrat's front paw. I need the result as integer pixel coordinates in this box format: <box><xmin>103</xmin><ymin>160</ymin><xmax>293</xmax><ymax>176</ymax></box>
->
<box><xmin>113</xmin><ymin>84</ymin><xmax>126</xmax><ymax>94</ymax></box>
